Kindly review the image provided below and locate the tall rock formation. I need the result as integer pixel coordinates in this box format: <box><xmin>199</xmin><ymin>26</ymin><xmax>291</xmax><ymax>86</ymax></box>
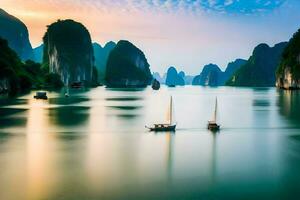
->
<box><xmin>0</xmin><ymin>9</ymin><xmax>34</xmax><ymax>60</ymax></box>
<box><xmin>192</xmin><ymin>64</ymin><xmax>222</xmax><ymax>86</ymax></box>
<box><xmin>105</xmin><ymin>40</ymin><xmax>152</xmax><ymax>87</ymax></box>
<box><xmin>165</xmin><ymin>67</ymin><xmax>185</xmax><ymax>86</ymax></box>
<box><xmin>93</xmin><ymin>41</ymin><xmax>116</xmax><ymax>83</ymax></box>
<box><xmin>276</xmin><ymin>29</ymin><xmax>300</xmax><ymax>89</ymax></box>
<box><xmin>43</xmin><ymin>19</ymin><xmax>94</xmax><ymax>86</ymax></box>
<box><xmin>223</xmin><ymin>59</ymin><xmax>247</xmax><ymax>83</ymax></box>
<box><xmin>227</xmin><ymin>42</ymin><xmax>287</xmax><ymax>87</ymax></box>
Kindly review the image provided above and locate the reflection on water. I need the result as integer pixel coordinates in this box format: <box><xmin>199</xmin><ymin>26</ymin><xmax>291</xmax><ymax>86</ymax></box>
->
<box><xmin>277</xmin><ymin>90</ymin><xmax>300</xmax><ymax>127</ymax></box>
<box><xmin>1</xmin><ymin>87</ymin><xmax>300</xmax><ymax>199</ymax></box>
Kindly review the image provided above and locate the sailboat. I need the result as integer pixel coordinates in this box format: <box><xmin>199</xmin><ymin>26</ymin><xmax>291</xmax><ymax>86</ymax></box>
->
<box><xmin>146</xmin><ymin>96</ymin><xmax>176</xmax><ymax>132</ymax></box>
<box><xmin>208</xmin><ymin>97</ymin><xmax>220</xmax><ymax>131</ymax></box>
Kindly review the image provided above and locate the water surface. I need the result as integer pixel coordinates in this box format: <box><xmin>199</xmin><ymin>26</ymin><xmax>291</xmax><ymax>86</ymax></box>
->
<box><xmin>1</xmin><ymin>86</ymin><xmax>300</xmax><ymax>199</ymax></box>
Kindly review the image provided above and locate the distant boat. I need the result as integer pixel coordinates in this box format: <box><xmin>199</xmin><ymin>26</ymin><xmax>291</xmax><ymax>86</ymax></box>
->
<box><xmin>34</xmin><ymin>91</ymin><xmax>48</xmax><ymax>100</ymax></box>
<box><xmin>168</xmin><ymin>84</ymin><xmax>176</xmax><ymax>87</ymax></box>
<box><xmin>146</xmin><ymin>96</ymin><xmax>176</xmax><ymax>132</ymax></box>
<box><xmin>208</xmin><ymin>97</ymin><xmax>220</xmax><ymax>131</ymax></box>
<box><xmin>152</xmin><ymin>79</ymin><xmax>160</xmax><ymax>90</ymax></box>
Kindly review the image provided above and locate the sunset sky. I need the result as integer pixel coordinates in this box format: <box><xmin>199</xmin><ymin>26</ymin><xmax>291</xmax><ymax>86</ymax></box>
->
<box><xmin>2</xmin><ymin>0</ymin><xmax>300</xmax><ymax>74</ymax></box>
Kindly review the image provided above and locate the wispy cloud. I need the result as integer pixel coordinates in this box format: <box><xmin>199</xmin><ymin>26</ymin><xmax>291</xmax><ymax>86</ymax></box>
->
<box><xmin>43</xmin><ymin>0</ymin><xmax>286</xmax><ymax>15</ymax></box>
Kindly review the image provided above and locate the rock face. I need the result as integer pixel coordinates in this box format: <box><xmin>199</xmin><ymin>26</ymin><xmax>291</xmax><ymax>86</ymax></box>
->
<box><xmin>192</xmin><ymin>64</ymin><xmax>222</xmax><ymax>86</ymax></box>
<box><xmin>93</xmin><ymin>41</ymin><xmax>116</xmax><ymax>83</ymax></box>
<box><xmin>223</xmin><ymin>59</ymin><xmax>247</xmax><ymax>83</ymax></box>
<box><xmin>227</xmin><ymin>42</ymin><xmax>287</xmax><ymax>87</ymax></box>
<box><xmin>43</xmin><ymin>19</ymin><xmax>94</xmax><ymax>86</ymax></box>
<box><xmin>165</xmin><ymin>67</ymin><xmax>185</xmax><ymax>86</ymax></box>
<box><xmin>192</xmin><ymin>60</ymin><xmax>246</xmax><ymax>86</ymax></box>
<box><xmin>0</xmin><ymin>37</ymin><xmax>45</xmax><ymax>94</ymax></box>
<box><xmin>0</xmin><ymin>9</ymin><xmax>34</xmax><ymax>61</ymax></box>
<box><xmin>0</xmin><ymin>37</ymin><xmax>20</xmax><ymax>94</ymax></box>
<box><xmin>276</xmin><ymin>29</ymin><xmax>300</xmax><ymax>89</ymax></box>
<box><xmin>105</xmin><ymin>40</ymin><xmax>152</xmax><ymax>87</ymax></box>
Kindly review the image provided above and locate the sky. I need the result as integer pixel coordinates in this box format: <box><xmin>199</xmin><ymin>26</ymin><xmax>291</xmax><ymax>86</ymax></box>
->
<box><xmin>2</xmin><ymin>0</ymin><xmax>300</xmax><ymax>75</ymax></box>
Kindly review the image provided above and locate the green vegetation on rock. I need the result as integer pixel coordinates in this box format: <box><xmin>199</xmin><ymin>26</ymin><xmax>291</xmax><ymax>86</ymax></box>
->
<box><xmin>276</xmin><ymin>29</ymin><xmax>300</xmax><ymax>89</ymax></box>
<box><xmin>0</xmin><ymin>37</ymin><xmax>63</xmax><ymax>95</ymax></box>
<box><xmin>0</xmin><ymin>9</ymin><xmax>34</xmax><ymax>61</ymax></box>
<box><xmin>105</xmin><ymin>40</ymin><xmax>152</xmax><ymax>87</ymax></box>
<box><xmin>43</xmin><ymin>19</ymin><xmax>95</xmax><ymax>86</ymax></box>
<box><xmin>227</xmin><ymin>42</ymin><xmax>287</xmax><ymax>87</ymax></box>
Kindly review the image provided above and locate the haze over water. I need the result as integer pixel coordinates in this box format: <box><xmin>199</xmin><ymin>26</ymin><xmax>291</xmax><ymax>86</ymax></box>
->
<box><xmin>1</xmin><ymin>86</ymin><xmax>300</xmax><ymax>199</ymax></box>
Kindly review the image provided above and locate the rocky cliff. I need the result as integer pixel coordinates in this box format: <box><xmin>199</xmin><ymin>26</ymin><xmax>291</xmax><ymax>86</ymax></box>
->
<box><xmin>192</xmin><ymin>60</ymin><xmax>246</xmax><ymax>86</ymax></box>
<box><xmin>192</xmin><ymin>64</ymin><xmax>222</xmax><ymax>86</ymax></box>
<box><xmin>276</xmin><ymin>29</ymin><xmax>300</xmax><ymax>89</ymax></box>
<box><xmin>93</xmin><ymin>41</ymin><xmax>116</xmax><ymax>83</ymax></box>
<box><xmin>43</xmin><ymin>19</ymin><xmax>94</xmax><ymax>86</ymax></box>
<box><xmin>0</xmin><ymin>9</ymin><xmax>34</xmax><ymax>61</ymax></box>
<box><xmin>227</xmin><ymin>42</ymin><xmax>287</xmax><ymax>87</ymax></box>
<box><xmin>165</xmin><ymin>67</ymin><xmax>185</xmax><ymax>86</ymax></box>
<box><xmin>105</xmin><ymin>40</ymin><xmax>152</xmax><ymax>87</ymax></box>
<box><xmin>0</xmin><ymin>37</ymin><xmax>48</xmax><ymax>95</ymax></box>
<box><xmin>223</xmin><ymin>59</ymin><xmax>247</xmax><ymax>83</ymax></box>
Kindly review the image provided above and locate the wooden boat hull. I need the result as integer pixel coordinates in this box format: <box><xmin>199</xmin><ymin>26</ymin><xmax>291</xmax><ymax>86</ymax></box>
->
<box><xmin>34</xmin><ymin>96</ymin><xmax>48</xmax><ymax>100</ymax></box>
<box><xmin>207</xmin><ymin>123</ymin><xmax>220</xmax><ymax>131</ymax></box>
<box><xmin>146</xmin><ymin>125</ymin><xmax>176</xmax><ymax>132</ymax></box>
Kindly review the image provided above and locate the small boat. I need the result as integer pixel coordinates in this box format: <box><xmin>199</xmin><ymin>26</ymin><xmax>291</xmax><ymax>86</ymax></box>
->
<box><xmin>208</xmin><ymin>97</ymin><xmax>220</xmax><ymax>131</ymax></box>
<box><xmin>152</xmin><ymin>79</ymin><xmax>160</xmax><ymax>90</ymax></box>
<box><xmin>34</xmin><ymin>91</ymin><xmax>48</xmax><ymax>100</ymax></box>
<box><xmin>71</xmin><ymin>82</ymin><xmax>83</xmax><ymax>89</ymax></box>
<box><xmin>168</xmin><ymin>84</ymin><xmax>176</xmax><ymax>87</ymax></box>
<box><xmin>146</xmin><ymin>96</ymin><xmax>176</xmax><ymax>132</ymax></box>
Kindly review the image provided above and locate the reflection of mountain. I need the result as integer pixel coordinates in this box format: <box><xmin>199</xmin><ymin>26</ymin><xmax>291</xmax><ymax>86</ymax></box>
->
<box><xmin>48</xmin><ymin>97</ymin><xmax>90</xmax><ymax>127</ymax></box>
<box><xmin>277</xmin><ymin>90</ymin><xmax>300</xmax><ymax>127</ymax></box>
<box><xmin>49</xmin><ymin>106</ymin><xmax>90</xmax><ymax>127</ymax></box>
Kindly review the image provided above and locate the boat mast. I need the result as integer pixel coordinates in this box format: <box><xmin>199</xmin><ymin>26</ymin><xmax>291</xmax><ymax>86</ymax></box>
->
<box><xmin>214</xmin><ymin>97</ymin><xmax>218</xmax><ymax>123</ymax></box>
<box><xmin>170</xmin><ymin>96</ymin><xmax>173</xmax><ymax>125</ymax></box>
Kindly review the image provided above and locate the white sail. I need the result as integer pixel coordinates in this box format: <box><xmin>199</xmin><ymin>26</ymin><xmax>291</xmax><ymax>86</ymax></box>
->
<box><xmin>166</xmin><ymin>96</ymin><xmax>175</xmax><ymax>125</ymax></box>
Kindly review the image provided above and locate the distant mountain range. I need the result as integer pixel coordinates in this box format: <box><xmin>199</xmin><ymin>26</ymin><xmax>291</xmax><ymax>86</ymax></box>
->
<box><xmin>192</xmin><ymin>60</ymin><xmax>247</xmax><ymax>86</ymax></box>
<box><xmin>33</xmin><ymin>44</ymin><xmax>43</xmax><ymax>63</ymax></box>
<box><xmin>0</xmin><ymin>8</ymin><xmax>299</xmax><ymax>91</ymax></box>
<box><xmin>93</xmin><ymin>41</ymin><xmax>116</xmax><ymax>83</ymax></box>
<box><xmin>153</xmin><ymin>67</ymin><xmax>195</xmax><ymax>86</ymax></box>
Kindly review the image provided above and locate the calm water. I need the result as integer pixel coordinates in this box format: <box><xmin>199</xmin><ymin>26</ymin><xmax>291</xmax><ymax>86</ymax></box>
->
<box><xmin>1</xmin><ymin>86</ymin><xmax>300</xmax><ymax>199</ymax></box>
